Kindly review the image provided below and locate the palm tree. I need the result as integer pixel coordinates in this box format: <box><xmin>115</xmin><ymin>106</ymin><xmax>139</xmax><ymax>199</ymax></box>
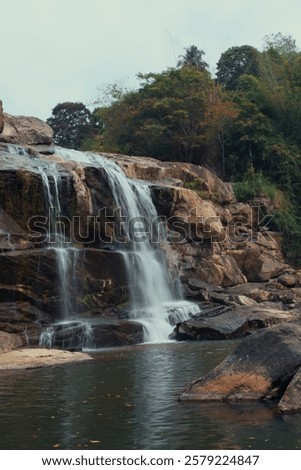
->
<box><xmin>177</xmin><ymin>45</ymin><xmax>209</xmax><ymax>71</ymax></box>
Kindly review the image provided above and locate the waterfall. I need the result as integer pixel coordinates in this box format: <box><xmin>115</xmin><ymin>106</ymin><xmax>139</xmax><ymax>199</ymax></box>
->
<box><xmin>39</xmin><ymin>326</ymin><xmax>55</xmax><ymax>348</ymax></box>
<box><xmin>5</xmin><ymin>145</ymin><xmax>93</xmax><ymax>348</ymax></box>
<box><xmin>38</xmin><ymin>163</ymin><xmax>75</xmax><ymax>318</ymax></box>
<box><xmin>6</xmin><ymin>145</ymin><xmax>75</xmax><ymax>317</ymax></box>
<box><xmin>55</xmin><ymin>147</ymin><xmax>200</xmax><ymax>342</ymax></box>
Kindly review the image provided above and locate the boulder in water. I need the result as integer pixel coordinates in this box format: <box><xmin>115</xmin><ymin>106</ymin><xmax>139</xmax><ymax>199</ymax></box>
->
<box><xmin>180</xmin><ymin>323</ymin><xmax>301</xmax><ymax>409</ymax></box>
<box><xmin>173</xmin><ymin>305</ymin><xmax>297</xmax><ymax>341</ymax></box>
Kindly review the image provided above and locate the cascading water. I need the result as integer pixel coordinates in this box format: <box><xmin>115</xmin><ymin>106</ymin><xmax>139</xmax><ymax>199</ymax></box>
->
<box><xmin>5</xmin><ymin>145</ymin><xmax>92</xmax><ymax>348</ymax></box>
<box><xmin>55</xmin><ymin>147</ymin><xmax>200</xmax><ymax>342</ymax></box>
<box><xmin>38</xmin><ymin>162</ymin><xmax>95</xmax><ymax>347</ymax></box>
<box><xmin>38</xmin><ymin>163</ymin><xmax>73</xmax><ymax>318</ymax></box>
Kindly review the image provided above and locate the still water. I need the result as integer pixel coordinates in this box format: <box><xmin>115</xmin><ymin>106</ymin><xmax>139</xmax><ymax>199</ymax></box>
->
<box><xmin>0</xmin><ymin>341</ymin><xmax>301</xmax><ymax>450</ymax></box>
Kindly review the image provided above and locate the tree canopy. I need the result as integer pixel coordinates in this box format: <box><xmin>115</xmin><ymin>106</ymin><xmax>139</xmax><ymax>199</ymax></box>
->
<box><xmin>177</xmin><ymin>45</ymin><xmax>209</xmax><ymax>71</ymax></box>
<box><xmin>216</xmin><ymin>45</ymin><xmax>260</xmax><ymax>90</ymax></box>
<box><xmin>47</xmin><ymin>102</ymin><xmax>99</xmax><ymax>149</ymax></box>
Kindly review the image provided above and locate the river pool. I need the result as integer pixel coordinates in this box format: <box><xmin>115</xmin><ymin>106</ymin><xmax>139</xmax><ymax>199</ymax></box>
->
<box><xmin>0</xmin><ymin>341</ymin><xmax>300</xmax><ymax>450</ymax></box>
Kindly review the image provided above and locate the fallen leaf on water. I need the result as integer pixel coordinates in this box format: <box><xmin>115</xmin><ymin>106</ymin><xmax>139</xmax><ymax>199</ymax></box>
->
<box><xmin>53</xmin><ymin>444</ymin><xmax>60</xmax><ymax>448</ymax></box>
<box><xmin>89</xmin><ymin>440</ymin><xmax>101</xmax><ymax>444</ymax></box>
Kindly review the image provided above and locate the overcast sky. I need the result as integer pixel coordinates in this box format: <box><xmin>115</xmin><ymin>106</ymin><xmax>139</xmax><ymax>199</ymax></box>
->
<box><xmin>1</xmin><ymin>0</ymin><xmax>301</xmax><ymax>120</ymax></box>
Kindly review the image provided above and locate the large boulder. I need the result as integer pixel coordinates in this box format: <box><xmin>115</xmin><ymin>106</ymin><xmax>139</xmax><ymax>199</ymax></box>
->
<box><xmin>0</xmin><ymin>113</ymin><xmax>53</xmax><ymax>145</ymax></box>
<box><xmin>278</xmin><ymin>367</ymin><xmax>301</xmax><ymax>413</ymax></box>
<box><xmin>173</xmin><ymin>305</ymin><xmax>297</xmax><ymax>341</ymax></box>
<box><xmin>194</xmin><ymin>254</ymin><xmax>247</xmax><ymax>287</ymax></box>
<box><xmin>180</xmin><ymin>323</ymin><xmax>301</xmax><ymax>406</ymax></box>
<box><xmin>39</xmin><ymin>320</ymin><xmax>143</xmax><ymax>350</ymax></box>
<box><xmin>152</xmin><ymin>185</ymin><xmax>224</xmax><ymax>241</ymax></box>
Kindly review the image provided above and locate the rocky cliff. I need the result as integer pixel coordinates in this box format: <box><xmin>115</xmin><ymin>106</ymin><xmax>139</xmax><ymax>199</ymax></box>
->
<box><xmin>0</xmin><ymin>111</ymin><xmax>300</xmax><ymax>352</ymax></box>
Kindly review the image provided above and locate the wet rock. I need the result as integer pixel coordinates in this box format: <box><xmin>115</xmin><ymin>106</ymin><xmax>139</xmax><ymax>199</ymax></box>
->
<box><xmin>0</xmin><ymin>301</ymin><xmax>51</xmax><ymax>325</ymax></box>
<box><xmin>173</xmin><ymin>305</ymin><xmax>296</xmax><ymax>341</ymax></box>
<box><xmin>0</xmin><ymin>248</ymin><xmax>127</xmax><ymax>318</ymax></box>
<box><xmin>278</xmin><ymin>367</ymin><xmax>301</xmax><ymax>413</ymax></box>
<box><xmin>39</xmin><ymin>319</ymin><xmax>143</xmax><ymax>350</ymax></box>
<box><xmin>0</xmin><ymin>114</ymin><xmax>53</xmax><ymax>145</ymax></box>
<box><xmin>91</xmin><ymin>320</ymin><xmax>144</xmax><ymax>347</ymax></box>
<box><xmin>180</xmin><ymin>323</ymin><xmax>301</xmax><ymax>402</ymax></box>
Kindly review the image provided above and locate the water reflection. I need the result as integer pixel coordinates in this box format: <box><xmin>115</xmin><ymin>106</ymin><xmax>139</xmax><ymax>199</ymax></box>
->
<box><xmin>0</xmin><ymin>341</ymin><xmax>300</xmax><ymax>449</ymax></box>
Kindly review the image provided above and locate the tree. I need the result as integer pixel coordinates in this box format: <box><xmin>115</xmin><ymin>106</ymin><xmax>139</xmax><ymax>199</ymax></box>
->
<box><xmin>201</xmin><ymin>88</ymin><xmax>238</xmax><ymax>176</ymax></box>
<box><xmin>47</xmin><ymin>102</ymin><xmax>99</xmax><ymax>149</ymax></box>
<box><xmin>177</xmin><ymin>45</ymin><xmax>208</xmax><ymax>71</ymax></box>
<box><xmin>259</xmin><ymin>34</ymin><xmax>301</xmax><ymax>143</ymax></box>
<box><xmin>216</xmin><ymin>45</ymin><xmax>260</xmax><ymax>90</ymax></box>
<box><xmin>91</xmin><ymin>67</ymin><xmax>215</xmax><ymax>163</ymax></box>
<box><xmin>263</xmin><ymin>33</ymin><xmax>298</xmax><ymax>57</ymax></box>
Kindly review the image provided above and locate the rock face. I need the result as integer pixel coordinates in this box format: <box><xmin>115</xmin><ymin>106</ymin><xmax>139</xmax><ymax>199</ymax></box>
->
<box><xmin>0</xmin><ymin>135</ymin><xmax>298</xmax><ymax>352</ymax></box>
<box><xmin>0</xmin><ymin>331</ymin><xmax>25</xmax><ymax>353</ymax></box>
<box><xmin>180</xmin><ymin>323</ymin><xmax>301</xmax><ymax>405</ymax></box>
<box><xmin>0</xmin><ymin>113</ymin><xmax>53</xmax><ymax>145</ymax></box>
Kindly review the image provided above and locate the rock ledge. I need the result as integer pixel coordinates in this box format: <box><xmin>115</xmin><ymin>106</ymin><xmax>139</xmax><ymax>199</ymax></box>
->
<box><xmin>0</xmin><ymin>348</ymin><xmax>92</xmax><ymax>370</ymax></box>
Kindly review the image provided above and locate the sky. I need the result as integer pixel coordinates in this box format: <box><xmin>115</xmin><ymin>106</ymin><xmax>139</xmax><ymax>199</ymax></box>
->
<box><xmin>1</xmin><ymin>0</ymin><xmax>301</xmax><ymax>121</ymax></box>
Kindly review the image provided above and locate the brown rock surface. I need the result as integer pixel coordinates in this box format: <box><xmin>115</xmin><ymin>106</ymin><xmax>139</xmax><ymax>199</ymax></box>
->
<box><xmin>180</xmin><ymin>323</ymin><xmax>301</xmax><ymax>403</ymax></box>
<box><xmin>0</xmin><ymin>114</ymin><xmax>53</xmax><ymax>145</ymax></box>
<box><xmin>278</xmin><ymin>367</ymin><xmax>301</xmax><ymax>413</ymax></box>
<box><xmin>0</xmin><ymin>331</ymin><xmax>24</xmax><ymax>353</ymax></box>
<box><xmin>107</xmin><ymin>154</ymin><xmax>235</xmax><ymax>204</ymax></box>
<box><xmin>0</xmin><ymin>348</ymin><xmax>92</xmax><ymax>370</ymax></box>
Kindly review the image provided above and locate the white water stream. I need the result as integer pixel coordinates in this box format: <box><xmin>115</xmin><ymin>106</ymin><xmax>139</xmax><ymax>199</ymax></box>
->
<box><xmin>55</xmin><ymin>147</ymin><xmax>200</xmax><ymax>342</ymax></box>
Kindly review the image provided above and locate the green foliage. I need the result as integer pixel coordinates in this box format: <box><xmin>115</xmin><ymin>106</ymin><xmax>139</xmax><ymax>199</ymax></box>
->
<box><xmin>89</xmin><ymin>67</ymin><xmax>215</xmax><ymax>163</ymax></box>
<box><xmin>233</xmin><ymin>170</ymin><xmax>301</xmax><ymax>265</ymax></box>
<box><xmin>47</xmin><ymin>102</ymin><xmax>100</xmax><ymax>149</ymax></box>
<box><xmin>272</xmin><ymin>209</ymin><xmax>301</xmax><ymax>266</ymax></box>
<box><xmin>183</xmin><ymin>177</ymin><xmax>221</xmax><ymax>203</ymax></box>
<box><xmin>183</xmin><ymin>178</ymin><xmax>210</xmax><ymax>199</ymax></box>
<box><xmin>233</xmin><ymin>172</ymin><xmax>278</xmax><ymax>202</ymax></box>
<box><xmin>177</xmin><ymin>45</ymin><xmax>209</xmax><ymax>71</ymax></box>
<box><xmin>216</xmin><ymin>45</ymin><xmax>260</xmax><ymax>90</ymax></box>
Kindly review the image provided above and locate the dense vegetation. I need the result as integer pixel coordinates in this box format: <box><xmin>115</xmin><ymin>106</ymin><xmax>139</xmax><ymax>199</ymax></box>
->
<box><xmin>47</xmin><ymin>35</ymin><xmax>301</xmax><ymax>264</ymax></box>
